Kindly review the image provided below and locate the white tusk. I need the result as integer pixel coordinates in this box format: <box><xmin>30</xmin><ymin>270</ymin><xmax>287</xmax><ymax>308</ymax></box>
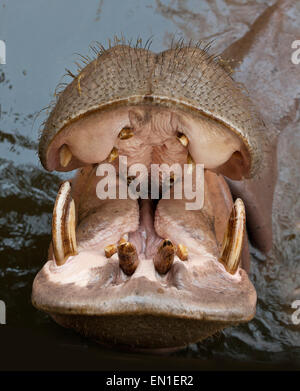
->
<box><xmin>52</xmin><ymin>181</ymin><xmax>77</xmax><ymax>266</ymax></box>
<box><xmin>219</xmin><ymin>198</ymin><xmax>246</xmax><ymax>274</ymax></box>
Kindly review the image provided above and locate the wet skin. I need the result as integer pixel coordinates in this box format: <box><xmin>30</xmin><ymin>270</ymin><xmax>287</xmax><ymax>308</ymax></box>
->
<box><xmin>32</xmin><ymin>42</ymin><xmax>275</xmax><ymax>350</ymax></box>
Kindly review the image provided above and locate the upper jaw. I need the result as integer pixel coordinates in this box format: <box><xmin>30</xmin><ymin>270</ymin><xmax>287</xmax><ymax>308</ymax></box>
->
<box><xmin>38</xmin><ymin>44</ymin><xmax>266</xmax><ymax>179</ymax></box>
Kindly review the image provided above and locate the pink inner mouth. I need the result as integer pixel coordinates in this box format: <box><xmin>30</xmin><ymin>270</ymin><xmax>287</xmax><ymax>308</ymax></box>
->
<box><xmin>49</xmin><ymin>165</ymin><xmax>249</xmax><ymax>275</ymax></box>
<box><xmin>45</xmin><ymin>105</ymin><xmax>251</xmax><ymax>278</ymax></box>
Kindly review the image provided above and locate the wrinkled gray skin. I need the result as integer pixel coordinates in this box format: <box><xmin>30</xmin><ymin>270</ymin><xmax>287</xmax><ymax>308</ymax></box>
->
<box><xmin>32</xmin><ymin>0</ymin><xmax>299</xmax><ymax>351</ymax></box>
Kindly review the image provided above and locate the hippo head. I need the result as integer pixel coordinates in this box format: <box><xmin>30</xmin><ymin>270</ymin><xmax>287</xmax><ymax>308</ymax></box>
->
<box><xmin>32</xmin><ymin>42</ymin><xmax>274</xmax><ymax>351</ymax></box>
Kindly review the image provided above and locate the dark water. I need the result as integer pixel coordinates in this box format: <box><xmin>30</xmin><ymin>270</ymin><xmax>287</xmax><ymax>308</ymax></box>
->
<box><xmin>0</xmin><ymin>0</ymin><xmax>299</xmax><ymax>370</ymax></box>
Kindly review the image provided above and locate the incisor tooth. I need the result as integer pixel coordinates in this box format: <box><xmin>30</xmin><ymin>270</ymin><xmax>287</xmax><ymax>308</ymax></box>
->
<box><xmin>154</xmin><ymin>239</ymin><xmax>175</xmax><ymax>274</ymax></box>
<box><xmin>176</xmin><ymin>244</ymin><xmax>188</xmax><ymax>261</ymax></box>
<box><xmin>105</xmin><ymin>235</ymin><xmax>129</xmax><ymax>258</ymax></box>
<box><xmin>104</xmin><ymin>244</ymin><xmax>117</xmax><ymax>258</ymax></box>
<box><xmin>52</xmin><ymin>181</ymin><xmax>77</xmax><ymax>266</ymax></box>
<box><xmin>118</xmin><ymin>127</ymin><xmax>134</xmax><ymax>140</ymax></box>
<box><xmin>108</xmin><ymin>147</ymin><xmax>118</xmax><ymax>162</ymax></box>
<box><xmin>118</xmin><ymin>236</ymin><xmax>128</xmax><ymax>245</ymax></box>
<box><xmin>177</xmin><ymin>132</ymin><xmax>189</xmax><ymax>147</ymax></box>
<box><xmin>59</xmin><ymin>144</ymin><xmax>72</xmax><ymax>167</ymax></box>
<box><xmin>118</xmin><ymin>241</ymin><xmax>139</xmax><ymax>275</ymax></box>
<box><xmin>219</xmin><ymin>198</ymin><xmax>245</xmax><ymax>274</ymax></box>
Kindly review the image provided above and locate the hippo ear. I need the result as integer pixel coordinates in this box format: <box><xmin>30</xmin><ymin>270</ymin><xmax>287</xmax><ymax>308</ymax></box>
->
<box><xmin>220</xmin><ymin>2</ymin><xmax>287</xmax><ymax>253</ymax></box>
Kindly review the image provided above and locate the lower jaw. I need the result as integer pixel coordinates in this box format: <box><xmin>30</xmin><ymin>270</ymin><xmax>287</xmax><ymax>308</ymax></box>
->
<box><xmin>51</xmin><ymin>312</ymin><xmax>231</xmax><ymax>351</ymax></box>
<box><xmin>32</xmin><ymin>258</ymin><xmax>256</xmax><ymax>350</ymax></box>
<box><xmin>32</xmin><ymin>169</ymin><xmax>256</xmax><ymax>348</ymax></box>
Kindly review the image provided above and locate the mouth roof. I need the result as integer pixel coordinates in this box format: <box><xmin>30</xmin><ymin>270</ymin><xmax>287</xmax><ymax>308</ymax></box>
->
<box><xmin>38</xmin><ymin>43</ymin><xmax>267</xmax><ymax>178</ymax></box>
<box><xmin>41</xmin><ymin>104</ymin><xmax>252</xmax><ymax>182</ymax></box>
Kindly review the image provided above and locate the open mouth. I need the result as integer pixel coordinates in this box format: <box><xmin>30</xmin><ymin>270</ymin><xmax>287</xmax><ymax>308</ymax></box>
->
<box><xmin>32</xmin><ymin>44</ymin><xmax>263</xmax><ymax>350</ymax></box>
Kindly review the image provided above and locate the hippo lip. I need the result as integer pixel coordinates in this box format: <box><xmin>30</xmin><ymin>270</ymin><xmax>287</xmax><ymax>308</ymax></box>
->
<box><xmin>32</xmin><ymin>261</ymin><xmax>255</xmax><ymax>322</ymax></box>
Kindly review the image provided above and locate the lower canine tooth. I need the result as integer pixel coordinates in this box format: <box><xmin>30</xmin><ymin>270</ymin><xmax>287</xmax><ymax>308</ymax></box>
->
<box><xmin>118</xmin><ymin>241</ymin><xmax>139</xmax><ymax>275</ymax></box>
<box><xmin>176</xmin><ymin>244</ymin><xmax>188</xmax><ymax>261</ymax></box>
<box><xmin>52</xmin><ymin>181</ymin><xmax>78</xmax><ymax>266</ymax></box>
<box><xmin>59</xmin><ymin>144</ymin><xmax>72</xmax><ymax>167</ymax></box>
<box><xmin>219</xmin><ymin>198</ymin><xmax>246</xmax><ymax>274</ymax></box>
<box><xmin>154</xmin><ymin>239</ymin><xmax>175</xmax><ymax>274</ymax></box>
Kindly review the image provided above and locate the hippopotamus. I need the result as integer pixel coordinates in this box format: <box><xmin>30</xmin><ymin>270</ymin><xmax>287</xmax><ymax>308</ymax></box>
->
<box><xmin>31</xmin><ymin>23</ymin><xmax>280</xmax><ymax>349</ymax></box>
